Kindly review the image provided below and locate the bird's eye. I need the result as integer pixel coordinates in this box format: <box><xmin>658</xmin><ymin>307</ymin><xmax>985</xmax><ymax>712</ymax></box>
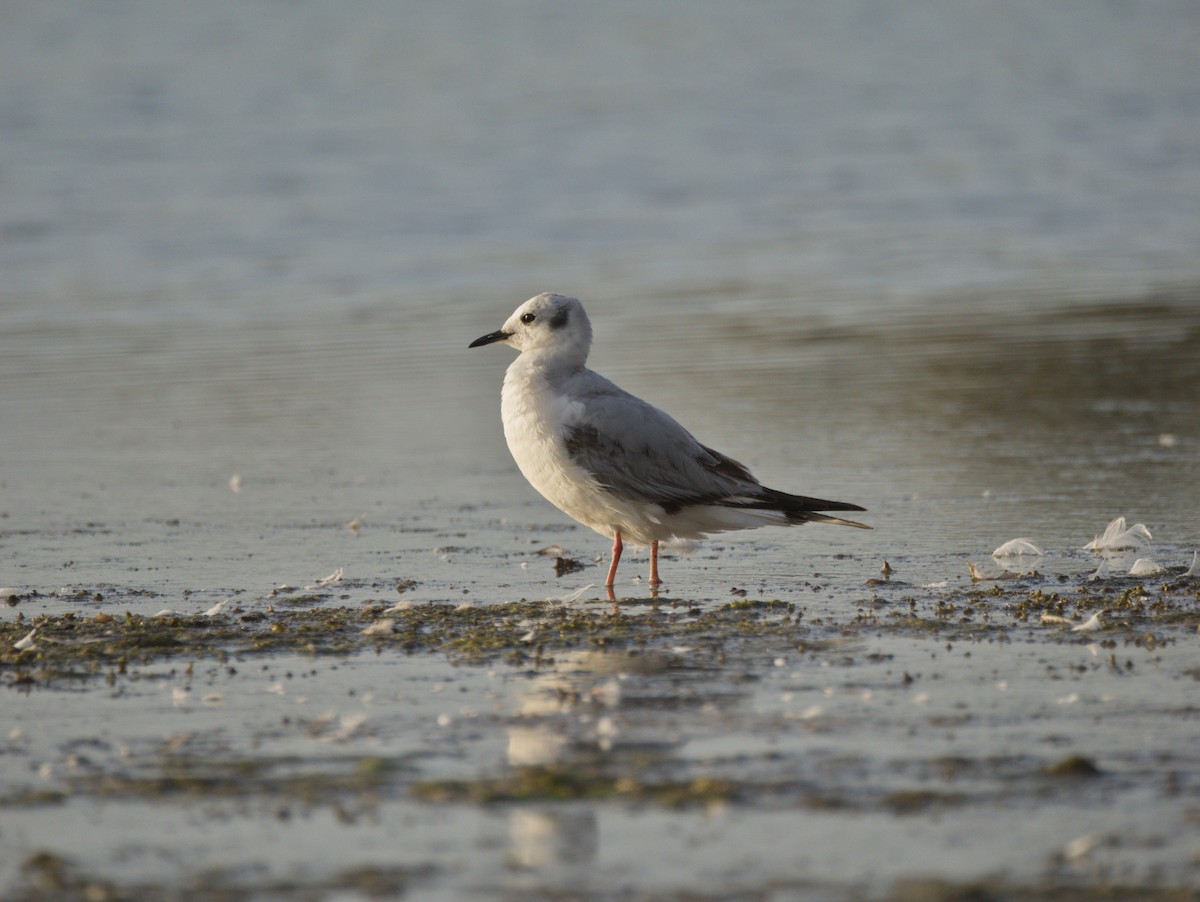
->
<box><xmin>521</xmin><ymin>312</ymin><xmax>536</xmax><ymax>324</ymax></box>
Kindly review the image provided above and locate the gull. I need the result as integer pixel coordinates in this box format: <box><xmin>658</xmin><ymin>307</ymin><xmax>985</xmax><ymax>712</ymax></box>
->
<box><xmin>469</xmin><ymin>293</ymin><xmax>870</xmax><ymax>596</ymax></box>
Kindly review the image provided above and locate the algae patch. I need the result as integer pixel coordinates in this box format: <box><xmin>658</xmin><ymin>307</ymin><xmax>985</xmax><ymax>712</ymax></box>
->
<box><xmin>0</xmin><ymin>598</ymin><xmax>822</xmax><ymax>688</ymax></box>
<box><xmin>412</xmin><ymin>764</ymin><xmax>738</xmax><ymax>808</ymax></box>
<box><xmin>12</xmin><ymin>850</ymin><xmax>433</xmax><ymax>902</ymax></box>
<box><xmin>4</xmin><ymin>572</ymin><xmax>1198</xmax><ymax>690</ymax></box>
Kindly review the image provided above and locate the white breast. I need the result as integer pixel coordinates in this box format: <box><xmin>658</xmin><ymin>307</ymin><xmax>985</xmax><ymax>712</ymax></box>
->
<box><xmin>500</xmin><ymin>362</ymin><xmax>631</xmax><ymax>540</ymax></box>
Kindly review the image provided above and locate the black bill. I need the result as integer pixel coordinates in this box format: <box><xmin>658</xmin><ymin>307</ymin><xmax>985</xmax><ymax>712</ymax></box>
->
<box><xmin>468</xmin><ymin>330</ymin><xmax>511</xmax><ymax>348</ymax></box>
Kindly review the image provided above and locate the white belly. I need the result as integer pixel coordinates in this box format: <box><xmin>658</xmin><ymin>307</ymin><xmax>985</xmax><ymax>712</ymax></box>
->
<box><xmin>500</xmin><ymin>365</ymin><xmax>652</xmax><ymax>541</ymax></box>
<box><xmin>502</xmin><ymin>390</ymin><xmax>611</xmax><ymax>534</ymax></box>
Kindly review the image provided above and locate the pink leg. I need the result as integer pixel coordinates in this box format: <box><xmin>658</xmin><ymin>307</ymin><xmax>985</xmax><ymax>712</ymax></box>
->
<box><xmin>649</xmin><ymin>540</ymin><xmax>661</xmax><ymax>587</ymax></box>
<box><xmin>605</xmin><ymin>531</ymin><xmax>623</xmax><ymax>588</ymax></box>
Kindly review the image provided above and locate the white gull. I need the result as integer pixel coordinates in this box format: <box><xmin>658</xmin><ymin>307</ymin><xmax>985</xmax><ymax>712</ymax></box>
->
<box><xmin>469</xmin><ymin>293</ymin><xmax>870</xmax><ymax>595</ymax></box>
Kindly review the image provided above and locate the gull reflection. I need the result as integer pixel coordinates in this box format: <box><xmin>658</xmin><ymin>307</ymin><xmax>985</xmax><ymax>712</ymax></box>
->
<box><xmin>505</xmin><ymin>649</ymin><xmax>676</xmax><ymax>768</ymax></box>
<box><xmin>512</xmin><ymin>649</ymin><xmax>674</xmax><ymax>717</ymax></box>
<box><xmin>509</xmin><ymin>807</ymin><xmax>598</xmax><ymax>869</ymax></box>
<box><xmin>506</xmin><ymin>725</ymin><xmax>569</xmax><ymax>768</ymax></box>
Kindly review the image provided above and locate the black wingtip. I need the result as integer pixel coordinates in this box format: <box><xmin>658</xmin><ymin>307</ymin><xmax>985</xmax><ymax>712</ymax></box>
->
<box><xmin>766</xmin><ymin>490</ymin><xmax>867</xmax><ymax>516</ymax></box>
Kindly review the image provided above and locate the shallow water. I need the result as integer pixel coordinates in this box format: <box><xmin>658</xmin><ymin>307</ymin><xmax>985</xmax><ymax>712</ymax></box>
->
<box><xmin>3</xmin><ymin>2</ymin><xmax>1200</xmax><ymax>899</ymax></box>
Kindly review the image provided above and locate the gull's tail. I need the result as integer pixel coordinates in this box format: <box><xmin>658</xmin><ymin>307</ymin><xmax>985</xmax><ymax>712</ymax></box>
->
<box><xmin>769</xmin><ymin>491</ymin><xmax>872</xmax><ymax>530</ymax></box>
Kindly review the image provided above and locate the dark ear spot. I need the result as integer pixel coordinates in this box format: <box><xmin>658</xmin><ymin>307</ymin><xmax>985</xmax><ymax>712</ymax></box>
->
<box><xmin>548</xmin><ymin>307</ymin><xmax>570</xmax><ymax>330</ymax></box>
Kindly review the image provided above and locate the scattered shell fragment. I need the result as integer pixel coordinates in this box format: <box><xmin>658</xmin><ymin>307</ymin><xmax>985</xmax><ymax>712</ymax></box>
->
<box><xmin>305</xmin><ymin>568</ymin><xmax>344</xmax><ymax>590</ymax></box>
<box><xmin>1127</xmin><ymin>558</ymin><xmax>1163</xmax><ymax>577</ymax></box>
<box><xmin>1186</xmin><ymin>550</ymin><xmax>1199</xmax><ymax>578</ymax></box>
<box><xmin>1063</xmin><ymin>831</ymin><xmax>1107</xmax><ymax>862</ymax></box>
<box><xmin>1041</xmin><ymin>611</ymin><xmax>1103</xmax><ymax>632</ymax></box>
<box><xmin>992</xmin><ymin>538</ymin><xmax>1043</xmax><ymax>557</ymax></box>
<box><xmin>319</xmin><ymin>713</ymin><xmax>368</xmax><ymax>743</ymax></box>
<box><xmin>1071</xmin><ymin>612</ymin><xmax>1104</xmax><ymax>632</ymax></box>
<box><xmin>361</xmin><ymin>619</ymin><xmax>396</xmax><ymax>636</ymax></box>
<box><xmin>1040</xmin><ymin>614</ymin><xmax>1074</xmax><ymax>627</ymax></box>
<box><xmin>967</xmin><ymin>561</ymin><xmax>1032</xmax><ymax>582</ymax></box>
<box><xmin>1084</xmin><ymin>516</ymin><xmax>1151</xmax><ymax>551</ymax></box>
<box><xmin>229</xmin><ymin>473</ymin><xmax>243</xmax><ymax>493</ymax></box>
<box><xmin>549</xmin><ymin>584</ymin><xmax>594</xmax><ymax>603</ymax></box>
<box><xmin>13</xmin><ymin>629</ymin><xmax>38</xmax><ymax>651</ymax></box>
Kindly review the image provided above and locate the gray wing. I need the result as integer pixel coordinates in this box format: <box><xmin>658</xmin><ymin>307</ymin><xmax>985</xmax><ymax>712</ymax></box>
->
<box><xmin>562</xmin><ymin>373</ymin><xmax>761</xmax><ymax>514</ymax></box>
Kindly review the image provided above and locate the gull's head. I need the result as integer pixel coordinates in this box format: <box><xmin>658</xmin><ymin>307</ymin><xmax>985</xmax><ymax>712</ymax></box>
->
<box><xmin>469</xmin><ymin>293</ymin><xmax>592</xmax><ymax>361</ymax></box>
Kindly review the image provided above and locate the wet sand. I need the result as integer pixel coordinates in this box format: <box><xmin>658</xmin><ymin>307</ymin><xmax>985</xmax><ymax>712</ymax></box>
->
<box><xmin>3</xmin><ymin>291</ymin><xmax>1199</xmax><ymax>899</ymax></box>
<box><xmin>3</xmin><ymin>567</ymin><xmax>1199</xmax><ymax>900</ymax></box>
